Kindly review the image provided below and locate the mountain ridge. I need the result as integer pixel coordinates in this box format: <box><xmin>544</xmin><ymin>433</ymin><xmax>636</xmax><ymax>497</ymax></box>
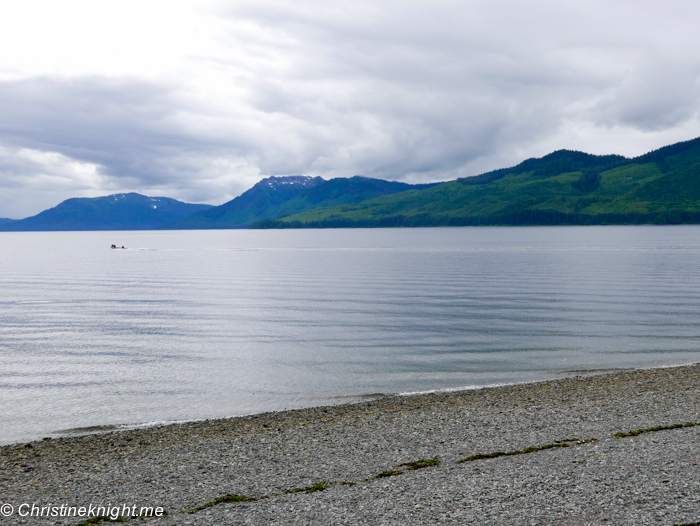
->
<box><xmin>165</xmin><ymin>175</ymin><xmax>326</xmax><ymax>229</ymax></box>
<box><xmin>0</xmin><ymin>193</ymin><xmax>213</xmax><ymax>231</ymax></box>
<box><xmin>166</xmin><ymin>175</ymin><xmax>438</xmax><ymax>229</ymax></box>
<box><xmin>252</xmin><ymin>137</ymin><xmax>700</xmax><ymax>228</ymax></box>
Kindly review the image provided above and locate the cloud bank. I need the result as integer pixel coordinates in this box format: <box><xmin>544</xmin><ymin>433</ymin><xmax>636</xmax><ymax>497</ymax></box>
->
<box><xmin>1</xmin><ymin>0</ymin><xmax>699</xmax><ymax>217</ymax></box>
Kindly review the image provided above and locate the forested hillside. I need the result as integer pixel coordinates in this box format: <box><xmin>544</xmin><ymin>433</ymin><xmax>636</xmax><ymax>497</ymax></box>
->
<box><xmin>253</xmin><ymin>137</ymin><xmax>700</xmax><ymax>228</ymax></box>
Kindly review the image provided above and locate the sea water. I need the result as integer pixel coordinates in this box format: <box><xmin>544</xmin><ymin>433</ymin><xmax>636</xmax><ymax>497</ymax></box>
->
<box><xmin>2</xmin><ymin>226</ymin><xmax>700</xmax><ymax>444</ymax></box>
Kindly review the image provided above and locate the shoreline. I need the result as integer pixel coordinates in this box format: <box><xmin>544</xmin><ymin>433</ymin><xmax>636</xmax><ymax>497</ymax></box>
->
<box><xmin>2</xmin><ymin>363</ymin><xmax>699</xmax><ymax>525</ymax></box>
<box><xmin>25</xmin><ymin>361</ymin><xmax>697</xmax><ymax>447</ymax></box>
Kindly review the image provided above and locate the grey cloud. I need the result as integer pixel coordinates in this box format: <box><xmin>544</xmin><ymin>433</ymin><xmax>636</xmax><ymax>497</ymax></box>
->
<box><xmin>215</xmin><ymin>1</ymin><xmax>637</xmax><ymax>175</ymax></box>
<box><xmin>0</xmin><ymin>143</ymin><xmax>106</xmax><ymax>218</ymax></box>
<box><xmin>0</xmin><ymin>78</ymin><xmax>260</xmax><ymax>214</ymax></box>
<box><xmin>0</xmin><ymin>78</ymin><xmax>196</xmax><ymax>180</ymax></box>
<box><xmin>591</xmin><ymin>59</ymin><xmax>700</xmax><ymax>131</ymax></box>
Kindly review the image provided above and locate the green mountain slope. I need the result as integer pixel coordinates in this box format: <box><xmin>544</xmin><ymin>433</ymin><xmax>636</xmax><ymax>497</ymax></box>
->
<box><xmin>168</xmin><ymin>175</ymin><xmax>437</xmax><ymax>229</ymax></box>
<box><xmin>0</xmin><ymin>193</ymin><xmax>212</xmax><ymax>231</ymax></box>
<box><xmin>272</xmin><ymin>176</ymin><xmax>437</xmax><ymax>217</ymax></box>
<box><xmin>168</xmin><ymin>176</ymin><xmax>325</xmax><ymax>229</ymax></box>
<box><xmin>253</xmin><ymin>137</ymin><xmax>700</xmax><ymax>228</ymax></box>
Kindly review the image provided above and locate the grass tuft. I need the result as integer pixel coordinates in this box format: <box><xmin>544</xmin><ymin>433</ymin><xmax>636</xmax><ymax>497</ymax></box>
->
<box><xmin>376</xmin><ymin>470</ymin><xmax>403</xmax><ymax>478</ymax></box>
<box><xmin>397</xmin><ymin>458</ymin><xmax>441</xmax><ymax>470</ymax></box>
<box><xmin>286</xmin><ymin>482</ymin><xmax>328</xmax><ymax>494</ymax></box>
<box><xmin>614</xmin><ymin>421</ymin><xmax>700</xmax><ymax>439</ymax></box>
<box><xmin>456</xmin><ymin>438</ymin><xmax>597</xmax><ymax>464</ymax></box>
<box><xmin>189</xmin><ymin>494</ymin><xmax>257</xmax><ymax>513</ymax></box>
<box><xmin>74</xmin><ymin>518</ymin><xmax>129</xmax><ymax>526</ymax></box>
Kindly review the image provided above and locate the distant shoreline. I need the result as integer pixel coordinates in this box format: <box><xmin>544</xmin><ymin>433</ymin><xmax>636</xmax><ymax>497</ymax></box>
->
<box><xmin>251</xmin><ymin>211</ymin><xmax>700</xmax><ymax>228</ymax></box>
<box><xmin>4</xmin><ymin>222</ymin><xmax>700</xmax><ymax>234</ymax></box>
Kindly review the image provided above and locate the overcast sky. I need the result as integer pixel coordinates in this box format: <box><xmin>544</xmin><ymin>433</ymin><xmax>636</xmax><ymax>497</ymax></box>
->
<box><xmin>1</xmin><ymin>0</ymin><xmax>699</xmax><ymax>218</ymax></box>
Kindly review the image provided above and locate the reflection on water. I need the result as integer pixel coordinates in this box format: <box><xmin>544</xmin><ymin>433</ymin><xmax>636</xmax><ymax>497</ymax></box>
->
<box><xmin>1</xmin><ymin>226</ymin><xmax>700</xmax><ymax>443</ymax></box>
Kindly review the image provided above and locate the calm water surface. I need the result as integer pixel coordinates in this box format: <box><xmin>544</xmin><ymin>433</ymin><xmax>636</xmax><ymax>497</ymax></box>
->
<box><xmin>1</xmin><ymin>226</ymin><xmax>700</xmax><ymax>444</ymax></box>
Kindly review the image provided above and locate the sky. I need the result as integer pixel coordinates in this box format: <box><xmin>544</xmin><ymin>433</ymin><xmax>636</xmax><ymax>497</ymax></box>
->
<box><xmin>1</xmin><ymin>0</ymin><xmax>699</xmax><ymax>218</ymax></box>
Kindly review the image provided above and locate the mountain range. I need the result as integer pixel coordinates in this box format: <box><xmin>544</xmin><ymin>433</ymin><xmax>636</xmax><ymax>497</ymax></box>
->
<box><xmin>0</xmin><ymin>176</ymin><xmax>437</xmax><ymax>231</ymax></box>
<box><xmin>253</xmin><ymin>136</ymin><xmax>700</xmax><ymax>228</ymax></box>
<box><xmin>2</xmin><ymin>136</ymin><xmax>700</xmax><ymax>231</ymax></box>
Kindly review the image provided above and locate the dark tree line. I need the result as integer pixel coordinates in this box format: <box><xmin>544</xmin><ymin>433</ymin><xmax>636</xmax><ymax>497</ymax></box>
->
<box><xmin>251</xmin><ymin>210</ymin><xmax>700</xmax><ymax>229</ymax></box>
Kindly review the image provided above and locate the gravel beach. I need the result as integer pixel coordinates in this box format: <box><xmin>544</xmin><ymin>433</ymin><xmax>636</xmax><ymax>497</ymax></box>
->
<box><xmin>1</xmin><ymin>364</ymin><xmax>699</xmax><ymax>526</ymax></box>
